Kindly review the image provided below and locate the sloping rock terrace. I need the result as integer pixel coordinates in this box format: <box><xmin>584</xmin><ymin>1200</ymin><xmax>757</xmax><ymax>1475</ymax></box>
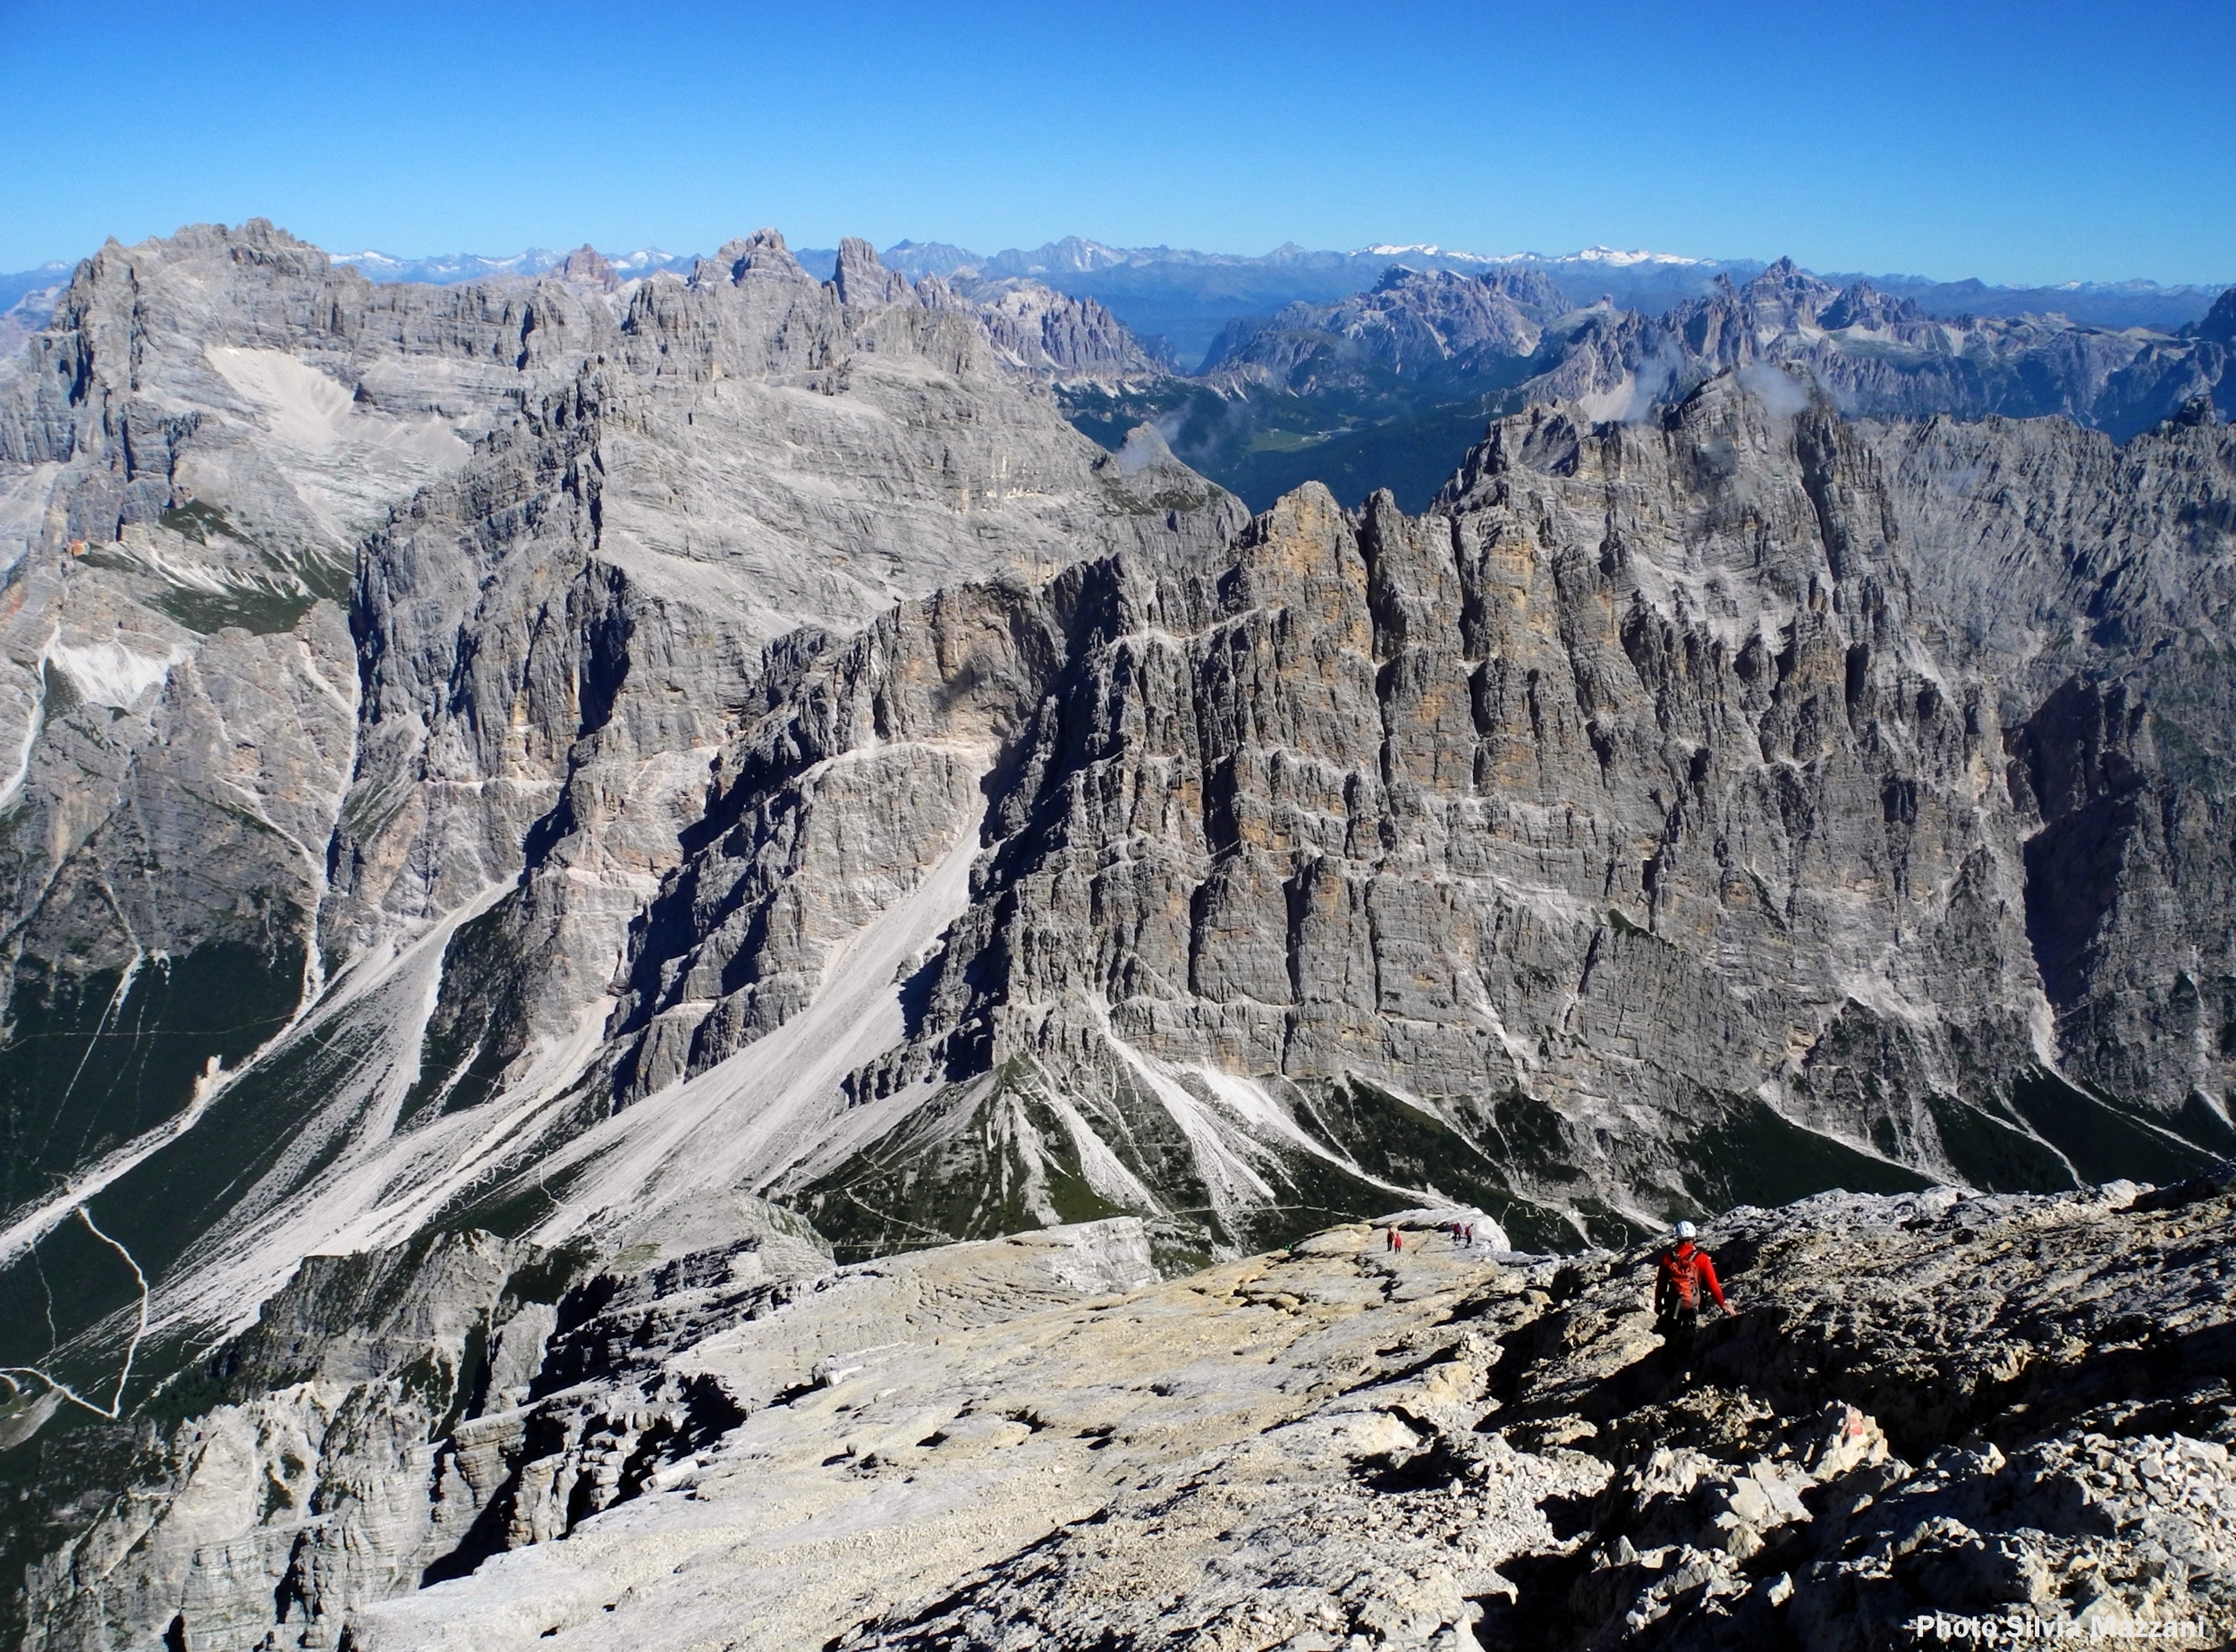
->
<box><xmin>26</xmin><ymin>1165</ymin><xmax>2234</xmax><ymax>1650</ymax></box>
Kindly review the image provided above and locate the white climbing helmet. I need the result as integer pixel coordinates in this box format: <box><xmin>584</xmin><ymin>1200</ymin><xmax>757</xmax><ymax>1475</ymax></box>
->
<box><xmin>1675</xmin><ymin>1221</ymin><xmax>1698</xmax><ymax>1241</ymax></box>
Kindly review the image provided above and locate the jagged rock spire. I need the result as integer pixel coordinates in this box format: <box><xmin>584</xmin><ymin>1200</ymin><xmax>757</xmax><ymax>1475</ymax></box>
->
<box><xmin>834</xmin><ymin>236</ymin><xmax>908</xmax><ymax>307</ymax></box>
<box><xmin>697</xmin><ymin>227</ymin><xmax>810</xmax><ymax>287</ymax></box>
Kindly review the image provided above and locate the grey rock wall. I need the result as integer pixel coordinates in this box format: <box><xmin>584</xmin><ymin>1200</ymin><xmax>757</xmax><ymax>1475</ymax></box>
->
<box><xmin>0</xmin><ymin>218</ymin><xmax>1238</xmax><ymax>1418</ymax></box>
<box><xmin>552</xmin><ymin>377</ymin><xmax>2233</xmax><ymax>1267</ymax></box>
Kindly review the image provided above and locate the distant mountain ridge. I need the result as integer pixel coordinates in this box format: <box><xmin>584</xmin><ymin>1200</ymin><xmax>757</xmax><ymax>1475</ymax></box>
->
<box><xmin>1062</xmin><ymin>258</ymin><xmax>2236</xmax><ymax>513</ymax></box>
<box><xmin>6</xmin><ymin>233</ymin><xmax>2225</xmax><ymax>519</ymax></box>
<box><xmin>4</xmin><ymin>238</ymin><xmax>2225</xmax><ymax>363</ymax></box>
<box><xmin>328</xmin><ymin>245</ymin><xmax>705</xmax><ymax>284</ymax></box>
<box><xmin>872</xmin><ymin>238</ymin><xmax>2232</xmax><ymax>351</ymax></box>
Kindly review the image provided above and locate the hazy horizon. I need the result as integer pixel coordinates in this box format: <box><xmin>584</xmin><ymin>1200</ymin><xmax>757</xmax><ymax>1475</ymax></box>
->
<box><xmin>7</xmin><ymin>228</ymin><xmax>2230</xmax><ymax>296</ymax></box>
<box><xmin>4</xmin><ymin>0</ymin><xmax>2232</xmax><ymax>286</ymax></box>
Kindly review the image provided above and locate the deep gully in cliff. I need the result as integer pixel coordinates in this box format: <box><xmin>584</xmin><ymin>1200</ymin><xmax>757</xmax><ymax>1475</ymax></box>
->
<box><xmin>489</xmin><ymin>802</ymin><xmax>995</xmax><ymax>1250</ymax></box>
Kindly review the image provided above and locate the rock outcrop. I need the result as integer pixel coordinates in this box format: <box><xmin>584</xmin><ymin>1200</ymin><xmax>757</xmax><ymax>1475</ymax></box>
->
<box><xmin>23</xmin><ymin>1215</ymin><xmax>1147</xmax><ymax>1650</ymax></box>
<box><xmin>22</xmin><ymin>1230</ymin><xmax>554</xmax><ymax>1652</ymax></box>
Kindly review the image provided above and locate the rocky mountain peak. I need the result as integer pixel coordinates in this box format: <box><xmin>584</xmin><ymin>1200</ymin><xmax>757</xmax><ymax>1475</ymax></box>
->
<box><xmin>1200</xmin><ymin>261</ymin><xmax>1551</xmax><ymax>387</ymax></box>
<box><xmin>2198</xmin><ymin>284</ymin><xmax>2236</xmax><ymax>344</ymax></box>
<box><xmin>1371</xmin><ymin>261</ymin><xmax>1437</xmax><ymax>292</ymax></box>
<box><xmin>703</xmin><ymin>226</ymin><xmax>812</xmax><ymax>286</ymax></box>
<box><xmin>1486</xmin><ymin>264</ymin><xmax>1571</xmax><ymax>312</ymax></box>
<box><xmin>558</xmin><ymin>242</ymin><xmax>618</xmax><ymax>290</ymax></box>
<box><xmin>961</xmin><ymin>277</ymin><xmax>1167</xmax><ymax>381</ymax></box>
<box><xmin>1737</xmin><ymin>255</ymin><xmax>1843</xmax><ymax>326</ymax></box>
<box><xmin>171</xmin><ymin>216</ymin><xmax>319</xmax><ymax>257</ymax></box>
<box><xmin>834</xmin><ymin>235</ymin><xmax>909</xmax><ymax>307</ymax></box>
<box><xmin>880</xmin><ymin>240</ymin><xmax>979</xmax><ymax>279</ymax></box>
<box><xmin>1817</xmin><ymin>279</ymin><xmax>1925</xmax><ymax>330</ymax></box>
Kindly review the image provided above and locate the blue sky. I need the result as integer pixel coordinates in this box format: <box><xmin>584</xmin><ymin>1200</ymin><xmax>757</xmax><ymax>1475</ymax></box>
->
<box><xmin>1</xmin><ymin>0</ymin><xmax>2230</xmax><ymax>284</ymax></box>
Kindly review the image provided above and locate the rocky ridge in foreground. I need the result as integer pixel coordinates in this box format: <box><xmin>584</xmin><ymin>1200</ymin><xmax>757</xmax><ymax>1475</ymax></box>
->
<box><xmin>26</xmin><ymin>1166</ymin><xmax>2235</xmax><ymax>1650</ymax></box>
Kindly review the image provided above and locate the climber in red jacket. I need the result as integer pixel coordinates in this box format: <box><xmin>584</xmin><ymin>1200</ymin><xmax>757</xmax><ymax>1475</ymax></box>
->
<box><xmin>1655</xmin><ymin>1222</ymin><xmax>1730</xmax><ymax>1353</ymax></box>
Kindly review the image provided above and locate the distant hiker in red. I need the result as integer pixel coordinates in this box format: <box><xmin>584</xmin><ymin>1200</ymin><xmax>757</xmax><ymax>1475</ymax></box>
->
<box><xmin>1655</xmin><ymin>1222</ymin><xmax>1729</xmax><ymax>1353</ymax></box>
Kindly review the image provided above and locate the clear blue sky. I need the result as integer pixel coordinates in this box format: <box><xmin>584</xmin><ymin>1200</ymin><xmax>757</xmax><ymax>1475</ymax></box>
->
<box><xmin>1</xmin><ymin>0</ymin><xmax>2230</xmax><ymax>284</ymax></box>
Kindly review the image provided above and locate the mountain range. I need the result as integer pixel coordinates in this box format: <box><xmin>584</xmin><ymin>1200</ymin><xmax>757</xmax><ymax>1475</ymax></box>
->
<box><xmin>9</xmin><ymin>234</ymin><xmax>2222</xmax><ymax>369</ymax></box>
<box><xmin>0</xmin><ymin>218</ymin><xmax>2232</xmax><ymax>1647</ymax></box>
<box><xmin>872</xmin><ymin>239</ymin><xmax>2233</xmax><ymax>357</ymax></box>
<box><xmin>1070</xmin><ymin>258</ymin><xmax>2236</xmax><ymax>511</ymax></box>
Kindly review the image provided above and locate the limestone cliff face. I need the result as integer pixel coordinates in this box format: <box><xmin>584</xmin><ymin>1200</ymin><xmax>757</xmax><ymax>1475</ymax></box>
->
<box><xmin>535</xmin><ymin>377</ymin><xmax>2232</xmax><ymax>1267</ymax></box>
<box><xmin>1879</xmin><ymin>414</ymin><xmax>2236</xmax><ymax>1128</ymax></box>
<box><xmin>0</xmin><ymin>219</ymin><xmax>1238</xmax><ymax>1414</ymax></box>
<box><xmin>0</xmin><ymin>218</ymin><xmax>576</xmax><ymax>1256</ymax></box>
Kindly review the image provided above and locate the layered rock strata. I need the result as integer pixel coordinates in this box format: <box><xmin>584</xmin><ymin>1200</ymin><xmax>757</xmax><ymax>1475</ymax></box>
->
<box><xmin>452</xmin><ymin>377</ymin><xmax>2233</xmax><ymax>1270</ymax></box>
<box><xmin>0</xmin><ymin>217</ymin><xmax>1236</xmax><ymax>1402</ymax></box>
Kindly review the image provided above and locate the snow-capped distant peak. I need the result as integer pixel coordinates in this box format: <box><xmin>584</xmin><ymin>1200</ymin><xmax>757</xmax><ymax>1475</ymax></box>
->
<box><xmin>1565</xmin><ymin>246</ymin><xmax>1706</xmax><ymax>267</ymax></box>
<box><xmin>1357</xmin><ymin>243</ymin><xmax>1708</xmax><ymax>269</ymax></box>
<box><xmin>1360</xmin><ymin>242</ymin><xmax>1493</xmax><ymax>261</ymax></box>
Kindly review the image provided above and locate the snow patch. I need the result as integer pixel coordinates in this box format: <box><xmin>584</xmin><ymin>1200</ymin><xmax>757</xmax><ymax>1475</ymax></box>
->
<box><xmin>1566</xmin><ymin>246</ymin><xmax>1707</xmax><ymax>267</ymax></box>
<box><xmin>1359</xmin><ymin>243</ymin><xmax>1496</xmax><ymax>263</ymax></box>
